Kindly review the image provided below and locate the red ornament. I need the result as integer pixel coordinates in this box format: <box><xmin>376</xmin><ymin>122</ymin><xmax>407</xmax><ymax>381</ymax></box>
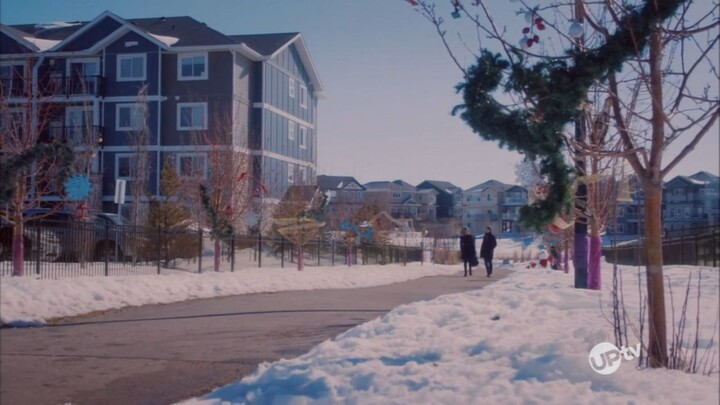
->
<box><xmin>406</xmin><ymin>0</ymin><xmax>419</xmax><ymax>5</ymax></box>
<box><xmin>527</xmin><ymin>39</ymin><xmax>534</xmax><ymax>47</ymax></box>
<box><xmin>533</xmin><ymin>35</ymin><xmax>540</xmax><ymax>42</ymax></box>
<box><xmin>534</xmin><ymin>17</ymin><xmax>543</xmax><ymax>25</ymax></box>
<box><xmin>537</xmin><ymin>24</ymin><xmax>545</xmax><ymax>30</ymax></box>
<box><xmin>522</xmin><ymin>27</ymin><xmax>530</xmax><ymax>34</ymax></box>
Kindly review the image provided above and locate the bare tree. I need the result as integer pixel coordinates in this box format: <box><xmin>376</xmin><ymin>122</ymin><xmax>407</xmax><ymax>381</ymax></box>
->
<box><xmin>0</xmin><ymin>57</ymin><xmax>74</xmax><ymax>276</ymax></box>
<box><xmin>408</xmin><ymin>0</ymin><xmax>718</xmax><ymax>368</ymax></box>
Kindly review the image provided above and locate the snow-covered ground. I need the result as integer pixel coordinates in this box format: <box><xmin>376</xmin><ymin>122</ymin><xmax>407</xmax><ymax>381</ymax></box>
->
<box><xmin>1</xmin><ymin>245</ymin><xmax>718</xmax><ymax>404</ymax></box>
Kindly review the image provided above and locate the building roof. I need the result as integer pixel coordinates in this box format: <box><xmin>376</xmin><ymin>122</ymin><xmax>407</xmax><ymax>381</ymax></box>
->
<box><xmin>228</xmin><ymin>33</ymin><xmax>299</xmax><ymax>56</ymax></box>
<box><xmin>467</xmin><ymin>179</ymin><xmax>511</xmax><ymax>192</ymax></box>
<box><xmin>316</xmin><ymin>175</ymin><xmax>364</xmax><ymax>190</ymax></box>
<box><xmin>2</xmin><ymin>11</ymin><xmax>323</xmax><ymax>94</ymax></box>
<box><xmin>417</xmin><ymin>180</ymin><xmax>462</xmax><ymax>194</ymax></box>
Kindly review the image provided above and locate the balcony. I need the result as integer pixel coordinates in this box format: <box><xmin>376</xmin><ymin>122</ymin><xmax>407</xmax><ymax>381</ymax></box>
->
<box><xmin>40</xmin><ymin>125</ymin><xmax>104</xmax><ymax>146</ymax></box>
<box><xmin>41</xmin><ymin>75</ymin><xmax>105</xmax><ymax>98</ymax></box>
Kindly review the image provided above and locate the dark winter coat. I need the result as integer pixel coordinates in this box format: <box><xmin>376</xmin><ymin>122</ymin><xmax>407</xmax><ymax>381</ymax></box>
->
<box><xmin>480</xmin><ymin>232</ymin><xmax>497</xmax><ymax>259</ymax></box>
<box><xmin>460</xmin><ymin>234</ymin><xmax>477</xmax><ymax>262</ymax></box>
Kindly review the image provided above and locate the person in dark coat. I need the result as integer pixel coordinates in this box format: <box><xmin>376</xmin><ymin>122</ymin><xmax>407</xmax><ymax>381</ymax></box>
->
<box><xmin>480</xmin><ymin>226</ymin><xmax>497</xmax><ymax>277</ymax></box>
<box><xmin>459</xmin><ymin>226</ymin><xmax>477</xmax><ymax>277</ymax></box>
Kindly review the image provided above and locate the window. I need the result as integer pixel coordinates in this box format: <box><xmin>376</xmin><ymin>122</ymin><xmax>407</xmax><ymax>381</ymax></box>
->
<box><xmin>684</xmin><ymin>207</ymin><xmax>691</xmax><ymax>218</ymax></box>
<box><xmin>0</xmin><ymin>63</ymin><xmax>25</xmax><ymax>97</ymax></box>
<box><xmin>116</xmin><ymin>104</ymin><xmax>145</xmax><ymax>131</ymax></box>
<box><xmin>116</xmin><ymin>154</ymin><xmax>136</xmax><ymax>180</ymax></box>
<box><xmin>487</xmin><ymin>193</ymin><xmax>493</xmax><ymax>201</ymax></box>
<box><xmin>298</xmin><ymin>166</ymin><xmax>307</xmax><ymax>185</ymax></box>
<box><xmin>178</xmin><ymin>54</ymin><xmax>207</xmax><ymax>80</ymax></box>
<box><xmin>676</xmin><ymin>207</ymin><xmax>683</xmax><ymax>217</ymax></box>
<box><xmin>117</xmin><ymin>54</ymin><xmax>146</xmax><ymax>81</ymax></box>
<box><xmin>288</xmin><ymin>121</ymin><xmax>295</xmax><ymax>141</ymax></box>
<box><xmin>177</xmin><ymin>103</ymin><xmax>207</xmax><ymax>130</ymax></box>
<box><xmin>177</xmin><ymin>154</ymin><xmax>207</xmax><ymax>178</ymax></box>
<box><xmin>287</xmin><ymin>163</ymin><xmax>295</xmax><ymax>184</ymax></box>
<box><xmin>674</xmin><ymin>188</ymin><xmax>684</xmax><ymax>196</ymax></box>
<box><xmin>289</xmin><ymin>77</ymin><xmax>295</xmax><ymax>98</ymax></box>
<box><xmin>299</xmin><ymin>126</ymin><xmax>307</xmax><ymax>149</ymax></box>
<box><xmin>300</xmin><ymin>85</ymin><xmax>307</xmax><ymax>109</ymax></box>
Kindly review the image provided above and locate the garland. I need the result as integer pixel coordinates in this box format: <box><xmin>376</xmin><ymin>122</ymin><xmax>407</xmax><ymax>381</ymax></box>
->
<box><xmin>453</xmin><ymin>0</ymin><xmax>685</xmax><ymax>230</ymax></box>
<box><xmin>199</xmin><ymin>184</ymin><xmax>234</xmax><ymax>239</ymax></box>
<box><xmin>0</xmin><ymin>141</ymin><xmax>75</xmax><ymax>204</ymax></box>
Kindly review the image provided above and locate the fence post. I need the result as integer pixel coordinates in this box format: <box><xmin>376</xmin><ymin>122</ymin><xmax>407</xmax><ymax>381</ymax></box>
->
<box><xmin>281</xmin><ymin>237</ymin><xmax>285</xmax><ymax>268</ymax></box>
<box><xmin>35</xmin><ymin>225</ymin><xmax>40</xmax><ymax>276</ymax></box>
<box><xmin>258</xmin><ymin>233</ymin><xmax>262</xmax><ymax>268</ymax></box>
<box><xmin>104</xmin><ymin>222</ymin><xmax>109</xmax><ymax>277</ymax></box>
<box><xmin>198</xmin><ymin>229</ymin><xmax>202</xmax><ymax>274</ymax></box>
<box><xmin>680</xmin><ymin>235</ymin><xmax>685</xmax><ymax>264</ymax></box>
<box><xmin>332</xmin><ymin>238</ymin><xmax>335</xmax><ymax>266</ymax></box>
<box><xmin>157</xmin><ymin>226</ymin><xmax>161</xmax><ymax>275</ymax></box>
<box><xmin>230</xmin><ymin>235</ymin><xmax>235</xmax><ymax>272</ymax></box>
<box><xmin>318</xmin><ymin>234</ymin><xmax>321</xmax><ymax>267</ymax></box>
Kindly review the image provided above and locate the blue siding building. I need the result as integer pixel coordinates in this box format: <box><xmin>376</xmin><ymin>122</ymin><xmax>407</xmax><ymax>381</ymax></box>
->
<box><xmin>1</xmin><ymin>12</ymin><xmax>323</xmax><ymax>216</ymax></box>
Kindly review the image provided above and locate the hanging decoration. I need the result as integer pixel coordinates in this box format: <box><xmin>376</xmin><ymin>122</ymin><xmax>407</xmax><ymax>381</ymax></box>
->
<box><xmin>64</xmin><ymin>174</ymin><xmax>93</xmax><ymax>201</ymax></box>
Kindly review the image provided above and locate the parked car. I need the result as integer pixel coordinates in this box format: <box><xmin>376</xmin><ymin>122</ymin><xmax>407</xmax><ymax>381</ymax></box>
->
<box><xmin>0</xmin><ymin>215</ymin><xmax>60</xmax><ymax>261</ymax></box>
<box><xmin>22</xmin><ymin>208</ymin><xmax>136</xmax><ymax>262</ymax></box>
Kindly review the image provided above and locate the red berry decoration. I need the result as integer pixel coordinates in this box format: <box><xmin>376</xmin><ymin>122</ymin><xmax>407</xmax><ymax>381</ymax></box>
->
<box><xmin>537</xmin><ymin>24</ymin><xmax>545</xmax><ymax>30</ymax></box>
<box><xmin>522</xmin><ymin>27</ymin><xmax>530</xmax><ymax>34</ymax></box>
<box><xmin>527</xmin><ymin>39</ymin><xmax>534</xmax><ymax>47</ymax></box>
<box><xmin>533</xmin><ymin>35</ymin><xmax>540</xmax><ymax>42</ymax></box>
<box><xmin>535</xmin><ymin>17</ymin><xmax>543</xmax><ymax>25</ymax></box>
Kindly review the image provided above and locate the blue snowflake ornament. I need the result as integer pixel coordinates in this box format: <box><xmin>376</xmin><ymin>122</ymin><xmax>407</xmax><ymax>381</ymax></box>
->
<box><xmin>64</xmin><ymin>175</ymin><xmax>93</xmax><ymax>201</ymax></box>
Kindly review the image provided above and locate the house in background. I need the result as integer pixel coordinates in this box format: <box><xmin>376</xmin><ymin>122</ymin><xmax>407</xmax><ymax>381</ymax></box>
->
<box><xmin>500</xmin><ymin>185</ymin><xmax>528</xmax><ymax>234</ymax></box>
<box><xmin>462</xmin><ymin>179</ymin><xmax>508</xmax><ymax>234</ymax></box>
<box><xmin>315</xmin><ymin>175</ymin><xmax>365</xmax><ymax>229</ymax></box>
<box><xmin>1</xmin><ymin>11</ymin><xmax>322</xmax><ymax>218</ymax></box>
<box><xmin>363</xmin><ymin>179</ymin><xmax>437</xmax><ymax>223</ymax></box>
<box><xmin>662</xmin><ymin>171</ymin><xmax>720</xmax><ymax>234</ymax></box>
<box><xmin>416</xmin><ymin>180</ymin><xmax>462</xmax><ymax>220</ymax></box>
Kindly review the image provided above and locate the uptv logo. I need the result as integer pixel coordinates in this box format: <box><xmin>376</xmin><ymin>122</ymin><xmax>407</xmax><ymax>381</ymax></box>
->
<box><xmin>588</xmin><ymin>342</ymin><xmax>641</xmax><ymax>375</ymax></box>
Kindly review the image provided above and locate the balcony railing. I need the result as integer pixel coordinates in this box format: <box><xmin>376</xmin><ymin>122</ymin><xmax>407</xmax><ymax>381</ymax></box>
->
<box><xmin>39</xmin><ymin>125</ymin><xmax>104</xmax><ymax>145</ymax></box>
<box><xmin>1</xmin><ymin>78</ymin><xmax>26</xmax><ymax>98</ymax></box>
<box><xmin>41</xmin><ymin>75</ymin><xmax>105</xmax><ymax>97</ymax></box>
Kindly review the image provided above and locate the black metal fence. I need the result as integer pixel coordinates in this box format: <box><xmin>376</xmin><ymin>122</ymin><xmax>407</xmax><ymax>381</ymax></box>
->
<box><xmin>0</xmin><ymin>220</ymin><xmax>425</xmax><ymax>279</ymax></box>
<box><xmin>603</xmin><ymin>228</ymin><xmax>720</xmax><ymax>267</ymax></box>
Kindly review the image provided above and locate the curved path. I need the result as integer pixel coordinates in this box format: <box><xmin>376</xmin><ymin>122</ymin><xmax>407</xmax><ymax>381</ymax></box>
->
<box><xmin>0</xmin><ymin>268</ymin><xmax>510</xmax><ymax>405</ymax></box>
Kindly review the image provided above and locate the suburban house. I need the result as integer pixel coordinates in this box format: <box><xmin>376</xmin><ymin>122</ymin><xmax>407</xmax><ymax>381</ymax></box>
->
<box><xmin>416</xmin><ymin>180</ymin><xmax>462</xmax><ymax>220</ymax></box>
<box><xmin>462</xmin><ymin>179</ymin><xmax>508</xmax><ymax>234</ymax></box>
<box><xmin>363</xmin><ymin>179</ymin><xmax>437</xmax><ymax>222</ymax></box>
<box><xmin>500</xmin><ymin>185</ymin><xmax>528</xmax><ymax>234</ymax></box>
<box><xmin>662</xmin><ymin>171</ymin><xmax>720</xmax><ymax>234</ymax></box>
<box><xmin>1</xmin><ymin>11</ymin><xmax>322</xmax><ymax>216</ymax></box>
<box><xmin>315</xmin><ymin>175</ymin><xmax>365</xmax><ymax>229</ymax></box>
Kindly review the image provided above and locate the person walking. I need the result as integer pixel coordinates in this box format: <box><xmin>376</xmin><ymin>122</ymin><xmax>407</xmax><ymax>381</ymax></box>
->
<box><xmin>480</xmin><ymin>226</ymin><xmax>497</xmax><ymax>277</ymax></box>
<box><xmin>459</xmin><ymin>226</ymin><xmax>477</xmax><ymax>277</ymax></box>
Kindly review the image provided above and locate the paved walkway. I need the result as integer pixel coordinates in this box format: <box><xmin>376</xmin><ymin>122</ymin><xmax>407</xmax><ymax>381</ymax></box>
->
<box><xmin>0</xmin><ymin>267</ymin><xmax>511</xmax><ymax>405</ymax></box>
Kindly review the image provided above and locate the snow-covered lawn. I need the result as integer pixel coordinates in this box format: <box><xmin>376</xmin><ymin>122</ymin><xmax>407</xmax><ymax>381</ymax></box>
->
<box><xmin>1</xmin><ymin>252</ymin><xmax>717</xmax><ymax>404</ymax></box>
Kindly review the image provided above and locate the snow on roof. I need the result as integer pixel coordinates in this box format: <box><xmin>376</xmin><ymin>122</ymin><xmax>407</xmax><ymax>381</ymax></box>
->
<box><xmin>34</xmin><ymin>22</ymin><xmax>82</xmax><ymax>30</ymax></box>
<box><xmin>22</xmin><ymin>36</ymin><xmax>60</xmax><ymax>51</ymax></box>
<box><xmin>148</xmin><ymin>33</ymin><xmax>180</xmax><ymax>46</ymax></box>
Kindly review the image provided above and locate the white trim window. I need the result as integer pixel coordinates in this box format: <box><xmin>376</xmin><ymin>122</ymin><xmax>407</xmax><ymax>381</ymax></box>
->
<box><xmin>116</xmin><ymin>103</ymin><xmax>145</xmax><ymax>131</ymax></box>
<box><xmin>177</xmin><ymin>102</ymin><xmax>207</xmax><ymax>130</ymax></box>
<box><xmin>178</xmin><ymin>53</ymin><xmax>208</xmax><ymax>80</ymax></box>
<box><xmin>288</xmin><ymin>121</ymin><xmax>295</xmax><ymax>141</ymax></box>
<box><xmin>176</xmin><ymin>153</ymin><xmax>207</xmax><ymax>179</ymax></box>
<box><xmin>299</xmin><ymin>125</ymin><xmax>307</xmax><ymax>149</ymax></box>
<box><xmin>117</xmin><ymin>54</ymin><xmax>146</xmax><ymax>81</ymax></box>
<box><xmin>300</xmin><ymin>84</ymin><xmax>307</xmax><ymax>109</ymax></box>
<box><xmin>116</xmin><ymin>153</ymin><xmax>136</xmax><ymax>180</ymax></box>
<box><xmin>287</xmin><ymin>162</ymin><xmax>295</xmax><ymax>184</ymax></box>
<box><xmin>288</xmin><ymin>77</ymin><xmax>295</xmax><ymax>98</ymax></box>
<box><xmin>0</xmin><ymin>62</ymin><xmax>25</xmax><ymax>96</ymax></box>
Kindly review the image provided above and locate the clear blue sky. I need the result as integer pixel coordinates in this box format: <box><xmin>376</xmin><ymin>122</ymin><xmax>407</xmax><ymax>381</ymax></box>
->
<box><xmin>2</xmin><ymin>0</ymin><xmax>717</xmax><ymax>189</ymax></box>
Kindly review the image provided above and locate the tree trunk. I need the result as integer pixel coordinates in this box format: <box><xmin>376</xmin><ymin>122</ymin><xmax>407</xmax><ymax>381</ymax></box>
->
<box><xmin>644</xmin><ymin>181</ymin><xmax>667</xmax><ymax>367</ymax></box>
<box><xmin>298</xmin><ymin>245</ymin><xmax>304</xmax><ymax>271</ymax></box>
<box><xmin>12</xmin><ymin>184</ymin><xmax>26</xmax><ymax>277</ymax></box>
<box><xmin>587</xmin><ymin>235</ymin><xmax>602</xmax><ymax>290</ymax></box>
<box><xmin>214</xmin><ymin>239</ymin><xmax>221</xmax><ymax>272</ymax></box>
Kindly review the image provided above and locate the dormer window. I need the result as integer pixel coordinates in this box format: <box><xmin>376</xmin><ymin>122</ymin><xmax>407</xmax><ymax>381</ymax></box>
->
<box><xmin>178</xmin><ymin>53</ymin><xmax>208</xmax><ymax>80</ymax></box>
